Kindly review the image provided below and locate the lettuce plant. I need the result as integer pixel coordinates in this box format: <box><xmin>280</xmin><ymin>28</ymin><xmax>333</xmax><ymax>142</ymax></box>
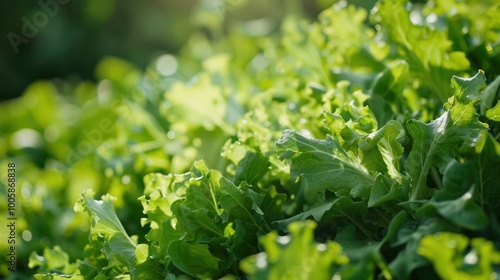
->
<box><xmin>1</xmin><ymin>0</ymin><xmax>500</xmax><ymax>279</ymax></box>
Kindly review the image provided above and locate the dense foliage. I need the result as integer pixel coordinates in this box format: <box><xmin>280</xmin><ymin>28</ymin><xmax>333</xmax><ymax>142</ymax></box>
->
<box><xmin>1</xmin><ymin>0</ymin><xmax>500</xmax><ymax>279</ymax></box>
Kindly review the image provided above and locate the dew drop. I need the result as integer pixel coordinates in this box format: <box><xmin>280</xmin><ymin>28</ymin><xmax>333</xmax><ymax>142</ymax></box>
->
<box><xmin>317</xmin><ymin>244</ymin><xmax>327</xmax><ymax>252</ymax></box>
<box><xmin>121</xmin><ymin>175</ymin><xmax>131</xmax><ymax>185</ymax></box>
<box><xmin>256</xmin><ymin>253</ymin><xmax>268</xmax><ymax>269</ymax></box>
<box><xmin>12</xmin><ymin>129</ymin><xmax>42</xmax><ymax>149</ymax></box>
<box><xmin>410</xmin><ymin>10</ymin><xmax>423</xmax><ymax>25</ymax></box>
<box><xmin>277</xmin><ymin>236</ymin><xmax>291</xmax><ymax>245</ymax></box>
<box><xmin>167</xmin><ymin>131</ymin><xmax>176</xmax><ymax>140</ymax></box>
<box><xmin>464</xmin><ymin>251</ymin><xmax>478</xmax><ymax>265</ymax></box>
<box><xmin>426</xmin><ymin>13</ymin><xmax>438</xmax><ymax>24</ymax></box>
<box><xmin>22</xmin><ymin>230</ymin><xmax>32</xmax><ymax>242</ymax></box>
<box><xmin>156</xmin><ymin>54</ymin><xmax>178</xmax><ymax>77</ymax></box>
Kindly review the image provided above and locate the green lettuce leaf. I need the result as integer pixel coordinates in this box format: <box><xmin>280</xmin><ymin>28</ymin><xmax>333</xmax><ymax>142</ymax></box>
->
<box><xmin>277</xmin><ymin>130</ymin><xmax>375</xmax><ymax>202</ymax></box>
<box><xmin>240</xmin><ymin>221</ymin><xmax>348</xmax><ymax>279</ymax></box>
<box><xmin>405</xmin><ymin>71</ymin><xmax>488</xmax><ymax>200</ymax></box>
<box><xmin>168</xmin><ymin>240</ymin><xmax>223</xmax><ymax>279</ymax></box>
<box><xmin>418</xmin><ymin>232</ymin><xmax>500</xmax><ymax>280</ymax></box>
<box><xmin>74</xmin><ymin>190</ymin><xmax>137</xmax><ymax>272</ymax></box>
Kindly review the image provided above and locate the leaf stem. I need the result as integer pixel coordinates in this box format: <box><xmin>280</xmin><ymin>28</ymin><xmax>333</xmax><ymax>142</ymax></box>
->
<box><xmin>494</xmin><ymin>130</ymin><xmax>500</xmax><ymax>141</ymax></box>
<box><xmin>348</xmin><ymin>218</ymin><xmax>377</xmax><ymax>240</ymax></box>
<box><xmin>430</xmin><ymin>167</ymin><xmax>443</xmax><ymax>189</ymax></box>
<box><xmin>130</xmin><ymin>140</ymin><xmax>164</xmax><ymax>153</ymax></box>
<box><xmin>374</xmin><ymin>251</ymin><xmax>393</xmax><ymax>280</ymax></box>
<box><xmin>374</xmin><ymin>208</ymin><xmax>391</xmax><ymax>226</ymax></box>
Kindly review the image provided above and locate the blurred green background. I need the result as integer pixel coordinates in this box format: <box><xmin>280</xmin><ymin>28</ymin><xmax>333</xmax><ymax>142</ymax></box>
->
<box><xmin>0</xmin><ymin>0</ymin><xmax>375</xmax><ymax>102</ymax></box>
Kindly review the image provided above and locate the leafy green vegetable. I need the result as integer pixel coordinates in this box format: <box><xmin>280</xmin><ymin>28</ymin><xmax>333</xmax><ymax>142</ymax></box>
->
<box><xmin>2</xmin><ymin>0</ymin><xmax>500</xmax><ymax>279</ymax></box>
<box><xmin>405</xmin><ymin>71</ymin><xmax>487</xmax><ymax>201</ymax></box>
<box><xmin>240</xmin><ymin>221</ymin><xmax>348</xmax><ymax>280</ymax></box>
<box><xmin>277</xmin><ymin>130</ymin><xmax>375</xmax><ymax>202</ymax></box>
<box><xmin>418</xmin><ymin>232</ymin><xmax>500</xmax><ymax>280</ymax></box>
<box><xmin>74</xmin><ymin>190</ymin><xmax>137</xmax><ymax>277</ymax></box>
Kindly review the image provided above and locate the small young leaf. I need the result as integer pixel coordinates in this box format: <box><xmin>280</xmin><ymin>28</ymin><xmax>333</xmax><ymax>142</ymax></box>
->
<box><xmin>241</xmin><ymin>221</ymin><xmax>349</xmax><ymax>279</ymax></box>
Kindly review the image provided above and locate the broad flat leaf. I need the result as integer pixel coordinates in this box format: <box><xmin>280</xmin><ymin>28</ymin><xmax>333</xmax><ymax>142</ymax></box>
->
<box><xmin>130</xmin><ymin>258</ymin><xmax>165</xmax><ymax>280</ymax></box>
<box><xmin>370</xmin><ymin>60</ymin><xmax>410</xmax><ymax>100</ymax></box>
<box><xmin>240</xmin><ymin>221</ymin><xmax>349</xmax><ymax>279</ymax></box>
<box><xmin>144</xmin><ymin>219</ymin><xmax>185</xmax><ymax>262</ymax></box>
<box><xmin>474</xmin><ymin>131</ymin><xmax>500</xmax><ymax>213</ymax></box>
<box><xmin>171</xmin><ymin>203</ymin><xmax>226</xmax><ymax>239</ymax></box>
<box><xmin>450</xmin><ymin>70</ymin><xmax>487</xmax><ymax>104</ymax></box>
<box><xmin>389</xmin><ymin>217</ymin><xmax>459</xmax><ymax>279</ymax></box>
<box><xmin>418</xmin><ymin>232</ymin><xmax>500</xmax><ymax>280</ymax></box>
<box><xmin>272</xmin><ymin>198</ymin><xmax>337</xmax><ymax>231</ymax></box>
<box><xmin>168</xmin><ymin>240</ymin><xmax>223</xmax><ymax>279</ymax></box>
<box><xmin>420</xmin><ymin>188</ymin><xmax>489</xmax><ymax>230</ymax></box>
<box><xmin>334</xmin><ymin>225</ymin><xmax>377</xmax><ymax>279</ymax></box>
<box><xmin>368</xmin><ymin>60</ymin><xmax>410</xmax><ymax>126</ymax></box>
<box><xmin>272</xmin><ymin>196</ymin><xmax>367</xmax><ymax>232</ymax></box>
<box><xmin>231</xmin><ymin>219</ymin><xmax>261</xmax><ymax>260</ymax></box>
<box><xmin>323</xmin><ymin>197</ymin><xmax>368</xmax><ymax>226</ymax></box>
<box><xmin>439</xmin><ymin>132</ymin><xmax>500</xmax><ymax>216</ymax></box>
<box><xmin>378</xmin><ymin>211</ymin><xmax>408</xmax><ymax>248</ymax></box>
<box><xmin>335</xmin><ymin>212</ymin><xmax>407</xmax><ymax>280</ymax></box>
<box><xmin>335</xmin><ymin>225</ymin><xmax>376</xmax><ymax>262</ymax></box>
<box><xmin>75</xmin><ymin>190</ymin><xmax>136</xmax><ymax>269</ymax></box>
<box><xmin>438</xmin><ymin>160</ymin><xmax>473</xmax><ymax>200</ymax></box>
<box><xmin>277</xmin><ymin>130</ymin><xmax>375</xmax><ymax>202</ymax></box>
<box><xmin>219</xmin><ymin>179</ymin><xmax>268</xmax><ymax>232</ymax></box>
<box><xmin>135</xmin><ymin>244</ymin><xmax>148</xmax><ymax>265</ymax></box>
<box><xmin>428</xmin><ymin>133</ymin><xmax>500</xmax><ymax>230</ymax></box>
<box><xmin>258</xmin><ymin>185</ymin><xmax>287</xmax><ymax>225</ymax></box>
<box><xmin>419</xmin><ymin>133</ymin><xmax>500</xmax><ymax>231</ymax></box>
<box><xmin>234</xmin><ymin>151</ymin><xmax>270</xmax><ymax>186</ymax></box>
<box><xmin>366</xmin><ymin>95</ymin><xmax>394</xmax><ymax>129</ymax></box>
<box><xmin>368</xmin><ymin>174</ymin><xmax>409</xmax><ymax>207</ymax></box>
<box><xmin>405</xmin><ymin>72</ymin><xmax>487</xmax><ymax>200</ymax></box>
